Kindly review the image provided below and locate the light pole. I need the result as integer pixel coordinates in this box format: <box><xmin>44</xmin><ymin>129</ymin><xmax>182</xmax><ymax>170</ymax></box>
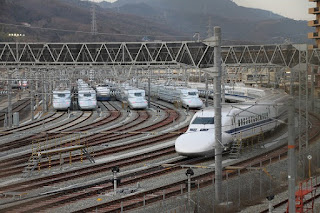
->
<box><xmin>7</xmin><ymin>33</ymin><xmax>25</xmax><ymax>127</ymax></box>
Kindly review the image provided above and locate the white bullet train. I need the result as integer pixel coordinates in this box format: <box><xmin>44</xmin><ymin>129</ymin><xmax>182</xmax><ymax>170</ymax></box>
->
<box><xmin>175</xmin><ymin>89</ymin><xmax>289</xmax><ymax>156</ymax></box>
<box><xmin>116</xmin><ymin>86</ymin><xmax>148</xmax><ymax>109</ymax></box>
<box><xmin>189</xmin><ymin>82</ymin><xmax>266</xmax><ymax>103</ymax></box>
<box><xmin>52</xmin><ymin>88</ymin><xmax>72</xmax><ymax>110</ymax></box>
<box><xmin>95</xmin><ymin>84</ymin><xmax>112</xmax><ymax>101</ymax></box>
<box><xmin>78</xmin><ymin>88</ymin><xmax>97</xmax><ymax>110</ymax></box>
<box><xmin>148</xmin><ymin>84</ymin><xmax>203</xmax><ymax>109</ymax></box>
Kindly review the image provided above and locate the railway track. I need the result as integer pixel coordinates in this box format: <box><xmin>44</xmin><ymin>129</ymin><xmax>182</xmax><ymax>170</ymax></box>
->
<box><xmin>0</xmin><ymin>101</ymin><xmax>122</xmax><ymax>154</ymax></box>
<box><xmin>67</xmin><ymin>111</ymin><xmax>320</xmax><ymax>213</ymax></box>
<box><xmin>0</xmin><ymin>111</ymin><xmax>93</xmax><ymax>153</ymax></box>
<box><xmin>0</xmin><ymin>102</ymin><xmax>176</xmax><ymax>177</ymax></box>
<box><xmin>4</xmin><ymin>101</ymin><xmax>318</xmax><ymax>212</ymax></box>
<box><xmin>0</xmin><ymin>153</ymin><xmax>205</xmax><ymax>213</ymax></box>
<box><xmin>0</xmin><ymin>103</ymin><xmax>190</xmax><ymax>212</ymax></box>
<box><xmin>0</xmin><ymin>112</ymin><xmax>65</xmax><ymax>136</ymax></box>
<box><xmin>0</xmin><ymin>108</ymin><xmax>177</xmax><ymax>178</ymax></box>
<box><xmin>2</xmin><ymin>109</ymin><xmax>317</xmax><ymax>213</ymax></box>
<box><xmin>0</xmin><ymin>110</ymin><xmax>121</xmax><ymax>174</ymax></box>
<box><xmin>0</xmin><ymin>102</ymin><xmax>124</xmax><ymax>167</ymax></box>
<box><xmin>0</xmin><ymin>98</ymin><xmax>31</xmax><ymax>125</ymax></box>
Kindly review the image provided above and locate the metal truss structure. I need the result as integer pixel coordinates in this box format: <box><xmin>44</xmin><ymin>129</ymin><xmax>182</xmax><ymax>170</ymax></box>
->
<box><xmin>0</xmin><ymin>41</ymin><xmax>315</xmax><ymax>152</ymax></box>
<box><xmin>1</xmin><ymin>42</ymin><xmax>320</xmax><ymax>68</ymax></box>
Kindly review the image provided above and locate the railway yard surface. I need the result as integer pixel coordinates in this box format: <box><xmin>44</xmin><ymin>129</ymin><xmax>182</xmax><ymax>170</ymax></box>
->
<box><xmin>0</xmin><ymin>88</ymin><xmax>320</xmax><ymax>213</ymax></box>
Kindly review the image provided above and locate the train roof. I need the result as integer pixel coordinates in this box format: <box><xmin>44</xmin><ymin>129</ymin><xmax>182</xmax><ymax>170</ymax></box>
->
<box><xmin>197</xmin><ymin>90</ymin><xmax>288</xmax><ymax>117</ymax></box>
<box><xmin>78</xmin><ymin>88</ymin><xmax>96</xmax><ymax>93</ymax></box>
<box><xmin>53</xmin><ymin>89</ymin><xmax>71</xmax><ymax>93</ymax></box>
<box><xmin>96</xmin><ymin>84</ymin><xmax>112</xmax><ymax>88</ymax></box>
<box><xmin>153</xmin><ymin>84</ymin><xmax>198</xmax><ymax>90</ymax></box>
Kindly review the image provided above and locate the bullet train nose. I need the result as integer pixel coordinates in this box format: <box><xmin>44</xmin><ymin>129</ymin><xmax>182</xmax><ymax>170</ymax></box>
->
<box><xmin>185</xmin><ymin>98</ymin><xmax>203</xmax><ymax>108</ymax></box>
<box><xmin>175</xmin><ymin>131</ymin><xmax>214</xmax><ymax>156</ymax></box>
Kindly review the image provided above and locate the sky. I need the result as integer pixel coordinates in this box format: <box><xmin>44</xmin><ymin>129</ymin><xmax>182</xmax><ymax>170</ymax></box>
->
<box><xmin>89</xmin><ymin>0</ymin><xmax>316</xmax><ymax>21</ymax></box>
<box><xmin>233</xmin><ymin>0</ymin><xmax>315</xmax><ymax>21</ymax></box>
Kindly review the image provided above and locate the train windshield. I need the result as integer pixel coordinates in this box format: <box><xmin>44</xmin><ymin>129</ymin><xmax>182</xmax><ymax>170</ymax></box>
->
<box><xmin>58</xmin><ymin>94</ymin><xmax>66</xmax><ymax>98</ymax></box>
<box><xmin>192</xmin><ymin>117</ymin><xmax>214</xmax><ymax>124</ymax></box>
<box><xmin>134</xmin><ymin>93</ymin><xmax>142</xmax><ymax>97</ymax></box>
<box><xmin>84</xmin><ymin>94</ymin><xmax>91</xmax><ymax>97</ymax></box>
<box><xmin>188</xmin><ymin>92</ymin><xmax>197</xmax><ymax>96</ymax></box>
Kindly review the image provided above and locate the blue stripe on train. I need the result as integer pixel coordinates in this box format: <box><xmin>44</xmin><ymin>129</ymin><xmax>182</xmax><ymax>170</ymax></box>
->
<box><xmin>97</xmin><ymin>97</ymin><xmax>111</xmax><ymax>101</ymax></box>
<box><xmin>225</xmin><ymin>114</ymin><xmax>285</xmax><ymax>135</ymax></box>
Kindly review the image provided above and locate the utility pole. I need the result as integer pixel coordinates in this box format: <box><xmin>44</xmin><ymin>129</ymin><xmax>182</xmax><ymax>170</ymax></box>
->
<box><xmin>7</xmin><ymin>70</ymin><xmax>12</xmax><ymax>128</ymax></box>
<box><xmin>288</xmin><ymin>55</ymin><xmax>296</xmax><ymax>212</ymax></box>
<box><xmin>221</xmin><ymin>64</ymin><xmax>226</xmax><ymax>103</ymax></box>
<box><xmin>42</xmin><ymin>71</ymin><xmax>47</xmax><ymax>112</ymax></box>
<box><xmin>30</xmin><ymin>70</ymin><xmax>34</xmax><ymax>121</ymax></box>
<box><xmin>148</xmin><ymin>68</ymin><xmax>151</xmax><ymax>109</ymax></box>
<box><xmin>311</xmin><ymin>65</ymin><xmax>315</xmax><ymax>112</ymax></box>
<box><xmin>214</xmin><ymin>26</ymin><xmax>222</xmax><ymax>204</ymax></box>
<box><xmin>288</xmin><ymin>97</ymin><xmax>296</xmax><ymax>213</ymax></box>
<box><xmin>205</xmin><ymin>72</ymin><xmax>209</xmax><ymax>107</ymax></box>
<box><xmin>91</xmin><ymin>3</ymin><xmax>97</xmax><ymax>36</ymax></box>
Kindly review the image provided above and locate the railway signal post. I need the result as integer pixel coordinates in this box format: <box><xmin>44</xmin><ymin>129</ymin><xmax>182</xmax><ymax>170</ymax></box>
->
<box><xmin>185</xmin><ymin>168</ymin><xmax>194</xmax><ymax>211</ymax></box>
<box><xmin>112</xmin><ymin>166</ymin><xmax>120</xmax><ymax>194</ymax></box>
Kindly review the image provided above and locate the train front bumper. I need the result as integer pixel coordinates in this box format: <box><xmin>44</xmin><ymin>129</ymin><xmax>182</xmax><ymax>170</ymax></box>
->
<box><xmin>175</xmin><ymin>131</ymin><xmax>214</xmax><ymax>156</ymax></box>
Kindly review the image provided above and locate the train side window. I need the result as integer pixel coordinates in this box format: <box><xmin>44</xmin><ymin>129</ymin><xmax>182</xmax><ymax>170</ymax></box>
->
<box><xmin>238</xmin><ymin>120</ymin><xmax>240</xmax><ymax>127</ymax></box>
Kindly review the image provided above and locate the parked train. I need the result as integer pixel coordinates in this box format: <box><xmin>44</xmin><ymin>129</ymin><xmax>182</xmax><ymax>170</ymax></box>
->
<box><xmin>145</xmin><ymin>84</ymin><xmax>203</xmax><ymax>109</ymax></box>
<box><xmin>10</xmin><ymin>79</ymin><xmax>28</xmax><ymax>89</ymax></box>
<box><xmin>175</xmin><ymin>88</ymin><xmax>289</xmax><ymax>156</ymax></box>
<box><xmin>116</xmin><ymin>86</ymin><xmax>148</xmax><ymax>109</ymax></box>
<box><xmin>189</xmin><ymin>82</ymin><xmax>266</xmax><ymax>102</ymax></box>
<box><xmin>78</xmin><ymin>88</ymin><xmax>97</xmax><ymax>110</ymax></box>
<box><xmin>76</xmin><ymin>79</ymin><xmax>97</xmax><ymax>110</ymax></box>
<box><xmin>95</xmin><ymin>84</ymin><xmax>112</xmax><ymax>101</ymax></box>
<box><xmin>52</xmin><ymin>88</ymin><xmax>72</xmax><ymax>110</ymax></box>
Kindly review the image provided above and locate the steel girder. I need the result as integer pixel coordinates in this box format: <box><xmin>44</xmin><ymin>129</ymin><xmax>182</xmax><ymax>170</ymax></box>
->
<box><xmin>0</xmin><ymin>42</ymin><xmax>319</xmax><ymax>68</ymax></box>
